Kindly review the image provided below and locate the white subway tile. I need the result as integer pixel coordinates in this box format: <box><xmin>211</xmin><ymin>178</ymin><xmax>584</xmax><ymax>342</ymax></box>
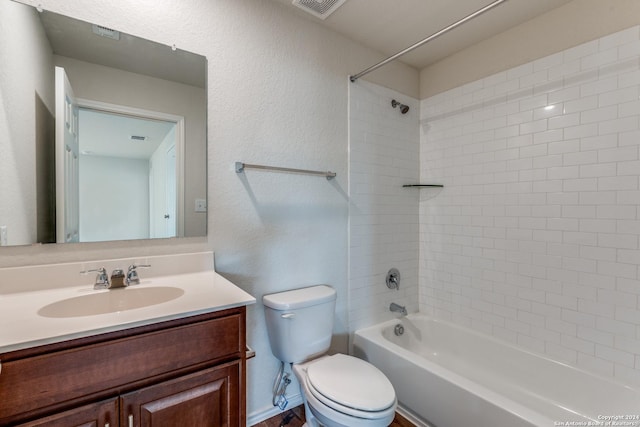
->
<box><xmin>549</xmin><ymin>113</ymin><xmax>580</xmax><ymax>130</ymax></box>
<box><xmin>565</xmin><ymin>123</ymin><xmax>599</xmax><ymax>140</ymax></box>
<box><xmin>578</xmin><ymin>325</ymin><xmax>615</xmax><ymax>346</ymax></box>
<box><xmin>597</xmin><ymin>261</ymin><xmax>637</xmax><ymax>279</ymax></box>
<box><xmin>619</xmin><ymin>69</ymin><xmax>640</xmax><ymax>89</ymax></box>
<box><xmin>599</xmin><ymin>26</ymin><xmax>639</xmax><ymax>50</ymax></box>
<box><xmin>534</xmin><ymin>129</ymin><xmax>563</xmax><ymax>144</ymax></box>
<box><xmin>599</xmin><ymin>116</ymin><xmax>639</xmax><ymax>136</ymax></box>
<box><xmin>617</xmin><ymin>278</ymin><xmax>640</xmax><ymax>295</ymax></box>
<box><xmin>615</xmin><ymin>336</ymin><xmax>640</xmax><ymax>355</ymax></box>
<box><xmin>547</xmin><ymin>193</ymin><xmax>580</xmax><ymax>205</ymax></box>
<box><xmin>563</xmin><ymin>231</ymin><xmax>597</xmax><ymax>246</ymax></box>
<box><xmin>564</xmin><ymin>96</ymin><xmax>598</xmax><ymax>114</ymax></box>
<box><xmin>599</xmin><ymin>86</ymin><xmax>639</xmax><ymax>107</ymax></box>
<box><xmin>617</xmin><ymin>220</ymin><xmax>640</xmax><ymax>234</ymax></box>
<box><xmin>598</xmin><ymin>176</ymin><xmax>638</xmax><ymax>191</ymax></box>
<box><xmin>579</xmin><ymin>191</ymin><xmax>616</xmax><ymax>205</ymax></box>
<box><xmin>563</xmin><ymin>151</ymin><xmax>598</xmax><ymax>166</ymax></box>
<box><xmin>533</xmin><ymin>155</ymin><xmax>564</xmax><ymax>169</ymax></box>
<box><xmin>599</xmin><ymin>233</ymin><xmax>638</xmax><ymax>249</ymax></box>
<box><xmin>597</xmin><ymin>317</ymin><xmax>637</xmax><ymax>338</ymax></box>
<box><xmin>581</xmin><ymin>49</ymin><xmax>618</xmax><ymax>70</ymax></box>
<box><xmin>618</xmin><ymin>161</ymin><xmax>640</xmax><ymax>177</ymax></box>
<box><xmin>580</xmin><ymin>245</ymin><xmax>616</xmax><ymax>261</ymax></box>
<box><xmin>580</xmin><ymin>76</ymin><xmax>618</xmax><ymax>98</ymax></box>
<box><xmin>418</xmin><ymin>28</ymin><xmax>640</xmax><ymax>382</ymax></box>
<box><xmin>597</xmin><ymin>205</ymin><xmax>637</xmax><ymax>219</ymax></box>
<box><xmin>548</xmin><ymin>166</ymin><xmax>579</xmax><ymax>180</ymax></box>
<box><xmin>562</xmin><ymin>334</ymin><xmax>596</xmax><ymax>354</ymax></box>
<box><xmin>548</xmin><ymin>139</ymin><xmax>580</xmax><ymax>154</ymax></box>
<box><xmin>596</xmin><ymin>344</ymin><xmax>635</xmax><ymax>367</ymax></box>
<box><xmin>519</xmin><ymin>119</ymin><xmax>548</xmax><ymax>136</ymax></box>
<box><xmin>619</xmin><ymin>39</ymin><xmax>640</xmax><ymax>59</ymax></box>
<box><xmin>564</xmin><ymin>178</ymin><xmax>598</xmax><ymax>192</ymax></box>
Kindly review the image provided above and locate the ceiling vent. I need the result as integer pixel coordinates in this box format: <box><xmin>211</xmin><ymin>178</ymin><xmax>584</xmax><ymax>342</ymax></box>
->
<box><xmin>130</xmin><ymin>135</ymin><xmax>148</xmax><ymax>141</ymax></box>
<box><xmin>292</xmin><ymin>0</ymin><xmax>347</xmax><ymax>20</ymax></box>
<box><xmin>91</xmin><ymin>24</ymin><xmax>120</xmax><ymax>41</ymax></box>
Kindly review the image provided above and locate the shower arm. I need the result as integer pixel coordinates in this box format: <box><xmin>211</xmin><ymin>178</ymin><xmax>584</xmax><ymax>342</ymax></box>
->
<box><xmin>349</xmin><ymin>0</ymin><xmax>508</xmax><ymax>82</ymax></box>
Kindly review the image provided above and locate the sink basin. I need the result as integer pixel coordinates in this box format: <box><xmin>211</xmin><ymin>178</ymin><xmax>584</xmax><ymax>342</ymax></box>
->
<box><xmin>38</xmin><ymin>286</ymin><xmax>185</xmax><ymax>318</ymax></box>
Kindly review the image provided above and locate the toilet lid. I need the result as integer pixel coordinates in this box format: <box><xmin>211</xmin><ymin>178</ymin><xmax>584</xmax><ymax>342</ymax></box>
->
<box><xmin>306</xmin><ymin>354</ymin><xmax>395</xmax><ymax>412</ymax></box>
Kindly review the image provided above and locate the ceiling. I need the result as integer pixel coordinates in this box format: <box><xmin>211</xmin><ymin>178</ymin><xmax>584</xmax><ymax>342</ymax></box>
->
<box><xmin>79</xmin><ymin>109</ymin><xmax>175</xmax><ymax>160</ymax></box>
<box><xmin>38</xmin><ymin>9</ymin><xmax>207</xmax><ymax>88</ymax></box>
<box><xmin>271</xmin><ymin>0</ymin><xmax>574</xmax><ymax>70</ymax></box>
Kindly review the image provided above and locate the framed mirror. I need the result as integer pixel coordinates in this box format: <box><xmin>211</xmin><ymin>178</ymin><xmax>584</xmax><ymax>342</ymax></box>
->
<box><xmin>0</xmin><ymin>1</ymin><xmax>207</xmax><ymax>246</ymax></box>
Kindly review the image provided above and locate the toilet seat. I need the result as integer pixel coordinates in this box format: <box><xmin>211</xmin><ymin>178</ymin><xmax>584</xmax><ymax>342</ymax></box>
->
<box><xmin>304</xmin><ymin>354</ymin><xmax>396</xmax><ymax>418</ymax></box>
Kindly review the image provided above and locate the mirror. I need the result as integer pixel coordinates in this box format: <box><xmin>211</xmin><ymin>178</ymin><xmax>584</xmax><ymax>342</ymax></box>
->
<box><xmin>0</xmin><ymin>1</ymin><xmax>207</xmax><ymax>246</ymax></box>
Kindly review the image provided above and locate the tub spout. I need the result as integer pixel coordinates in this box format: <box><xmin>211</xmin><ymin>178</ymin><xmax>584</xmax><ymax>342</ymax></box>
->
<box><xmin>390</xmin><ymin>302</ymin><xmax>407</xmax><ymax>316</ymax></box>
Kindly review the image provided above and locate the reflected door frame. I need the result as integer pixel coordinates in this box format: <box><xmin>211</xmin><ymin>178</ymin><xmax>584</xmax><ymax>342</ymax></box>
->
<box><xmin>77</xmin><ymin>98</ymin><xmax>185</xmax><ymax>238</ymax></box>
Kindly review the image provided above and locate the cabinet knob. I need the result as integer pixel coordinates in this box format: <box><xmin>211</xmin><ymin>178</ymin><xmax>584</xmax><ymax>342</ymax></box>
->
<box><xmin>105</xmin><ymin>424</ymin><xmax>110</xmax><ymax>427</ymax></box>
<box><xmin>128</xmin><ymin>414</ymin><xmax>134</xmax><ymax>427</ymax></box>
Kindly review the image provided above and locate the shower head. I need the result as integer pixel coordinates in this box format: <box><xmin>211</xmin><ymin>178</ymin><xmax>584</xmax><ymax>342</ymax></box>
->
<box><xmin>391</xmin><ymin>99</ymin><xmax>409</xmax><ymax>114</ymax></box>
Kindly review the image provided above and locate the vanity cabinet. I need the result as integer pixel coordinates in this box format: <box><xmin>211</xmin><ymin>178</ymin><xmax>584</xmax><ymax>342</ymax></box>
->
<box><xmin>0</xmin><ymin>307</ymin><xmax>246</xmax><ymax>427</ymax></box>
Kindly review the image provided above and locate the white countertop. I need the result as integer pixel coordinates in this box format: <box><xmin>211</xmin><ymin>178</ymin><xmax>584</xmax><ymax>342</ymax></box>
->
<box><xmin>0</xmin><ymin>270</ymin><xmax>256</xmax><ymax>354</ymax></box>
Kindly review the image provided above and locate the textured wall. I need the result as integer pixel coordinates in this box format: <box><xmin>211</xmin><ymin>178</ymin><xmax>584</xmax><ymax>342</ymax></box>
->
<box><xmin>420</xmin><ymin>26</ymin><xmax>640</xmax><ymax>386</ymax></box>
<box><xmin>349</xmin><ymin>80</ymin><xmax>420</xmax><ymax>333</ymax></box>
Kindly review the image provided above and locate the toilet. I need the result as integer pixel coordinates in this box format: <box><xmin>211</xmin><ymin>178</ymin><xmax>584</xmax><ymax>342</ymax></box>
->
<box><xmin>263</xmin><ymin>285</ymin><xmax>397</xmax><ymax>427</ymax></box>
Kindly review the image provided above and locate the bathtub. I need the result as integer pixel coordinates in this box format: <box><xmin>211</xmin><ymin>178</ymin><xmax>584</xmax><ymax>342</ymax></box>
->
<box><xmin>353</xmin><ymin>315</ymin><xmax>640</xmax><ymax>427</ymax></box>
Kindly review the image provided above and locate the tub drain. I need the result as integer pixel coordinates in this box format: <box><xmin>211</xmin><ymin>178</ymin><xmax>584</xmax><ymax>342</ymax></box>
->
<box><xmin>394</xmin><ymin>324</ymin><xmax>404</xmax><ymax>336</ymax></box>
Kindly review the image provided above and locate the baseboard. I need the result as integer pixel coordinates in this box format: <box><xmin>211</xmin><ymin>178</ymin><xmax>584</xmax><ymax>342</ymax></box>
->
<box><xmin>247</xmin><ymin>394</ymin><xmax>304</xmax><ymax>426</ymax></box>
<box><xmin>396</xmin><ymin>404</ymin><xmax>432</xmax><ymax>427</ymax></box>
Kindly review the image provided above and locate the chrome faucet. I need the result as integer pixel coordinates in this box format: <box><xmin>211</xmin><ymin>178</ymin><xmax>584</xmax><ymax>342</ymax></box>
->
<box><xmin>81</xmin><ymin>265</ymin><xmax>150</xmax><ymax>290</ymax></box>
<box><xmin>390</xmin><ymin>302</ymin><xmax>407</xmax><ymax>316</ymax></box>
<box><xmin>81</xmin><ymin>267</ymin><xmax>110</xmax><ymax>290</ymax></box>
<box><xmin>126</xmin><ymin>264</ymin><xmax>151</xmax><ymax>285</ymax></box>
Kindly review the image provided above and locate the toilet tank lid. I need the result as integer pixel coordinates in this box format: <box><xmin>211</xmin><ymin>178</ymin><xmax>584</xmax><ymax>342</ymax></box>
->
<box><xmin>263</xmin><ymin>285</ymin><xmax>336</xmax><ymax>310</ymax></box>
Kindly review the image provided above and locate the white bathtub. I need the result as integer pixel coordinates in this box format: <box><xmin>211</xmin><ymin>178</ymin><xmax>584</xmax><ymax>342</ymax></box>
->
<box><xmin>353</xmin><ymin>315</ymin><xmax>640</xmax><ymax>427</ymax></box>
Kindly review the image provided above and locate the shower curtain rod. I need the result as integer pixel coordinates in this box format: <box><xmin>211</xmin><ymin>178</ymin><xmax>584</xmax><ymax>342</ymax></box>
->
<box><xmin>349</xmin><ymin>0</ymin><xmax>508</xmax><ymax>82</ymax></box>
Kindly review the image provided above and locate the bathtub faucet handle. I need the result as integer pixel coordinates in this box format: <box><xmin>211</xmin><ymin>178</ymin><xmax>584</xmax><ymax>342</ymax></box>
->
<box><xmin>390</xmin><ymin>302</ymin><xmax>407</xmax><ymax>316</ymax></box>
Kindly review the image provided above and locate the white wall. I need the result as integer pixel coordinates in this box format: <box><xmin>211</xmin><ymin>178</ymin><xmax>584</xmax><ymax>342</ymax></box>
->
<box><xmin>420</xmin><ymin>26</ymin><xmax>640</xmax><ymax>386</ymax></box>
<box><xmin>4</xmin><ymin>0</ymin><xmax>419</xmax><ymax>422</ymax></box>
<box><xmin>79</xmin><ymin>155</ymin><xmax>150</xmax><ymax>242</ymax></box>
<box><xmin>0</xmin><ymin>1</ymin><xmax>54</xmax><ymax>245</ymax></box>
<box><xmin>349</xmin><ymin>80</ymin><xmax>420</xmax><ymax>334</ymax></box>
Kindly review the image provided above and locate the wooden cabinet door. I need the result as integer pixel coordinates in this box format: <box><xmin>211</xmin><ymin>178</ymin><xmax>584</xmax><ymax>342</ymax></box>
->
<box><xmin>15</xmin><ymin>398</ymin><xmax>118</xmax><ymax>427</ymax></box>
<box><xmin>120</xmin><ymin>362</ymin><xmax>240</xmax><ymax>427</ymax></box>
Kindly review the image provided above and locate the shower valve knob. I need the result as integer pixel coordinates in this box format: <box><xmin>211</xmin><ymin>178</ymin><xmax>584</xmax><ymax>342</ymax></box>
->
<box><xmin>386</xmin><ymin>268</ymin><xmax>400</xmax><ymax>290</ymax></box>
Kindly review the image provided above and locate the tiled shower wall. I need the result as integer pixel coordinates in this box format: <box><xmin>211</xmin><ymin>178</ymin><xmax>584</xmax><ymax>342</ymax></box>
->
<box><xmin>349</xmin><ymin>80</ymin><xmax>419</xmax><ymax>333</ymax></box>
<box><xmin>420</xmin><ymin>26</ymin><xmax>640</xmax><ymax>385</ymax></box>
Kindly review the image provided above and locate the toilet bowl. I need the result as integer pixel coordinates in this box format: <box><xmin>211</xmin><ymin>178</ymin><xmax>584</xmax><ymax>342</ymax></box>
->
<box><xmin>294</xmin><ymin>354</ymin><xmax>396</xmax><ymax>427</ymax></box>
<box><xmin>263</xmin><ymin>285</ymin><xmax>397</xmax><ymax>427</ymax></box>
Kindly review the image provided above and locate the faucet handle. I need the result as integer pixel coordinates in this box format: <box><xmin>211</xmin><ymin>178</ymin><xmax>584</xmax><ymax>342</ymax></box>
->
<box><xmin>81</xmin><ymin>267</ymin><xmax>110</xmax><ymax>289</ymax></box>
<box><xmin>126</xmin><ymin>264</ymin><xmax>151</xmax><ymax>285</ymax></box>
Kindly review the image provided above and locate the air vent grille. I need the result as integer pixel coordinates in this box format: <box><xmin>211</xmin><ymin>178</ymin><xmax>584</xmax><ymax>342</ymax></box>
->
<box><xmin>91</xmin><ymin>24</ymin><xmax>120</xmax><ymax>40</ymax></box>
<box><xmin>130</xmin><ymin>135</ymin><xmax>147</xmax><ymax>141</ymax></box>
<box><xmin>292</xmin><ymin>0</ymin><xmax>347</xmax><ymax>20</ymax></box>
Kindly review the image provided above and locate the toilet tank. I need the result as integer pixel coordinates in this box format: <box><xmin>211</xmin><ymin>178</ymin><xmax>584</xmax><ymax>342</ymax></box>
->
<box><xmin>263</xmin><ymin>285</ymin><xmax>336</xmax><ymax>364</ymax></box>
